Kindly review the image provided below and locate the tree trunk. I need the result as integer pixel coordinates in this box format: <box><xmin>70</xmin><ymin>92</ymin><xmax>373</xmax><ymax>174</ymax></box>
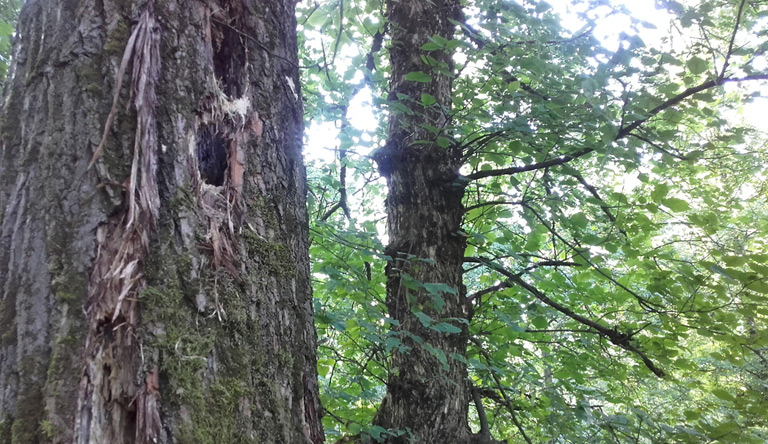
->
<box><xmin>372</xmin><ymin>1</ymin><xmax>481</xmax><ymax>443</ymax></box>
<box><xmin>0</xmin><ymin>1</ymin><xmax>323</xmax><ymax>443</ymax></box>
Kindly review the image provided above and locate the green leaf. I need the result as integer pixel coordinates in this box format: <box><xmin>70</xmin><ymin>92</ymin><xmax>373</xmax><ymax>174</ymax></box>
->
<box><xmin>662</xmin><ymin>197</ymin><xmax>690</xmax><ymax>212</ymax></box>
<box><xmin>385</xmin><ymin>337</ymin><xmax>402</xmax><ymax>352</ymax></box>
<box><xmin>404</xmin><ymin>71</ymin><xmax>432</xmax><ymax>82</ymax></box>
<box><xmin>306</xmin><ymin>11</ymin><xmax>329</xmax><ymax>27</ymax></box>
<box><xmin>414</xmin><ymin>311</ymin><xmax>433</xmax><ymax>327</ymax></box>
<box><xmin>711</xmin><ymin>388</ymin><xmax>735</xmax><ymax>402</ymax></box>
<box><xmin>421</xmin><ymin>93</ymin><xmax>436</xmax><ymax>106</ymax></box>
<box><xmin>570</xmin><ymin>212</ymin><xmax>588</xmax><ymax>229</ymax></box>
<box><xmin>535</xmin><ymin>1</ymin><xmax>552</xmax><ymax>13</ymax></box>
<box><xmin>431</xmin><ymin>322</ymin><xmax>462</xmax><ymax>334</ymax></box>
<box><xmin>747</xmin><ymin>280</ymin><xmax>768</xmax><ymax>294</ymax></box>
<box><xmin>424</xmin><ymin>282</ymin><xmax>457</xmax><ymax>296</ymax></box>
<box><xmin>531</xmin><ymin>316</ymin><xmax>548</xmax><ymax>329</ymax></box>
<box><xmin>686</xmin><ymin>56</ymin><xmax>708</xmax><ymax>75</ymax></box>
<box><xmin>436</xmin><ymin>136</ymin><xmax>452</xmax><ymax>148</ymax></box>
<box><xmin>366</xmin><ymin>426</ymin><xmax>388</xmax><ymax>441</ymax></box>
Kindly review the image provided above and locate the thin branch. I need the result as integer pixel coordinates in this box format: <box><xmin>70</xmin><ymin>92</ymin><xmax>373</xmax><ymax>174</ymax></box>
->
<box><xmin>570</xmin><ymin>172</ymin><xmax>627</xmax><ymax>236</ymax></box>
<box><xmin>629</xmin><ymin>133</ymin><xmax>688</xmax><ymax>160</ymax></box>
<box><xmin>299</xmin><ymin>2</ymin><xmax>321</xmax><ymax>27</ymax></box>
<box><xmin>210</xmin><ymin>17</ymin><xmax>299</xmax><ymax>68</ymax></box>
<box><xmin>464</xmin><ymin>200</ymin><xmax>521</xmax><ymax>212</ymax></box>
<box><xmin>719</xmin><ymin>0</ymin><xmax>748</xmax><ymax>80</ymax></box>
<box><xmin>525</xmin><ymin>328</ymin><xmax>600</xmax><ymax>334</ymax></box>
<box><xmin>533</xmin><ymin>260</ymin><xmax>581</xmax><ymax>268</ymax></box>
<box><xmin>465</xmin><ymin>257</ymin><xmax>666</xmax><ymax>377</ymax></box>
<box><xmin>467</xmin><ymin>282</ymin><xmax>511</xmax><ymax>304</ymax></box>
<box><xmin>471</xmin><ymin>385</ymin><xmax>492</xmax><ymax>441</ymax></box>
<box><xmin>323</xmin><ymin>408</ymin><xmax>351</xmax><ymax>426</ymax></box>
<box><xmin>521</xmin><ymin>202</ymin><xmax>663</xmax><ymax>310</ymax></box>
<box><xmin>465</xmin><ymin>73</ymin><xmax>768</xmax><ymax>182</ymax></box>
<box><xmin>464</xmin><ymin>148</ymin><xmax>593</xmax><ymax>181</ymax></box>
<box><xmin>330</xmin><ymin>0</ymin><xmax>345</xmax><ymax>66</ymax></box>
<box><xmin>616</xmin><ymin>74</ymin><xmax>768</xmax><ymax>139</ymax></box>
<box><xmin>465</xmin><ymin>260</ymin><xmax>580</xmax><ymax>305</ymax></box>
<box><xmin>459</xmin><ymin>18</ymin><xmax>592</xmax><ymax>48</ymax></box>
<box><xmin>320</xmin><ymin>202</ymin><xmax>342</xmax><ymax>221</ymax></box>
<box><xmin>470</xmin><ymin>337</ymin><xmax>534</xmax><ymax>444</ymax></box>
<box><xmin>338</xmin><ymin>142</ymin><xmax>352</xmax><ymax>221</ymax></box>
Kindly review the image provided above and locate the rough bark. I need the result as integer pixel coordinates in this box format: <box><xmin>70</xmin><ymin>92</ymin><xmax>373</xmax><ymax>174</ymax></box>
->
<box><xmin>371</xmin><ymin>1</ymin><xmax>485</xmax><ymax>443</ymax></box>
<box><xmin>0</xmin><ymin>1</ymin><xmax>323</xmax><ymax>444</ymax></box>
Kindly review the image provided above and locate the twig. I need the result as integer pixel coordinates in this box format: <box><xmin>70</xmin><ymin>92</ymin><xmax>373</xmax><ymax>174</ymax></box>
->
<box><xmin>211</xmin><ymin>17</ymin><xmax>299</xmax><ymax>69</ymax></box>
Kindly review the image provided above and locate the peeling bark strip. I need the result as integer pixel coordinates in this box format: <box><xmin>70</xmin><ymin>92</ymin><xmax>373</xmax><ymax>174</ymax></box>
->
<box><xmin>0</xmin><ymin>1</ymin><xmax>323</xmax><ymax>443</ymax></box>
<box><xmin>77</xmin><ymin>4</ymin><xmax>162</xmax><ymax>444</ymax></box>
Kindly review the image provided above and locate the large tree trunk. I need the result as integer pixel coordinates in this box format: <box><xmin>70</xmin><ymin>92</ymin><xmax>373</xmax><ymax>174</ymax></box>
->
<box><xmin>0</xmin><ymin>1</ymin><xmax>323</xmax><ymax>443</ymax></box>
<box><xmin>371</xmin><ymin>1</ymin><xmax>484</xmax><ymax>443</ymax></box>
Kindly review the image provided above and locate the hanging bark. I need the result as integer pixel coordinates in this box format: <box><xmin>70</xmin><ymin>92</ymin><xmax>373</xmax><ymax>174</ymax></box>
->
<box><xmin>371</xmin><ymin>1</ymin><xmax>499</xmax><ymax>443</ymax></box>
<box><xmin>0</xmin><ymin>1</ymin><xmax>322</xmax><ymax>443</ymax></box>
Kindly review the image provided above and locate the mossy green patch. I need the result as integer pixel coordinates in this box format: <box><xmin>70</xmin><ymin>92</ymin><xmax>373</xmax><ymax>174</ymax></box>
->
<box><xmin>243</xmin><ymin>230</ymin><xmax>296</xmax><ymax>278</ymax></box>
<box><xmin>0</xmin><ymin>299</ymin><xmax>15</xmax><ymax>347</ymax></box>
<box><xmin>141</xmin><ymin>236</ymin><xmax>275</xmax><ymax>443</ymax></box>
<box><xmin>10</xmin><ymin>356</ymin><xmax>45</xmax><ymax>444</ymax></box>
<box><xmin>170</xmin><ymin>186</ymin><xmax>196</xmax><ymax>214</ymax></box>
<box><xmin>53</xmin><ymin>291</ymin><xmax>80</xmax><ymax>304</ymax></box>
<box><xmin>44</xmin><ymin>312</ymin><xmax>86</xmax><ymax>437</ymax></box>
<box><xmin>104</xmin><ymin>19</ymin><xmax>130</xmax><ymax>58</ymax></box>
<box><xmin>75</xmin><ymin>63</ymin><xmax>103</xmax><ymax>95</ymax></box>
<box><xmin>0</xmin><ymin>418</ymin><xmax>12</xmax><ymax>444</ymax></box>
<box><xmin>176</xmin><ymin>378</ymin><xmax>254</xmax><ymax>444</ymax></box>
<box><xmin>39</xmin><ymin>420</ymin><xmax>54</xmax><ymax>440</ymax></box>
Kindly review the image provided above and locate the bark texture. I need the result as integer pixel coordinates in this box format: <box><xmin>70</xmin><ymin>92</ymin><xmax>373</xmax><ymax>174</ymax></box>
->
<box><xmin>372</xmin><ymin>0</ymin><xmax>480</xmax><ymax>443</ymax></box>
<box><xmin>0</xmin><ymin>1</ymin><xmax>323</xmax><ymax>443</ymax></box>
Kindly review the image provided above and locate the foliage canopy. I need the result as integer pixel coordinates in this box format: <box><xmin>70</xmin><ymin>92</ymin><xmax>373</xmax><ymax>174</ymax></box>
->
<box><xmin>299</xmin><ymin>0</ymin><xmax>768</xmax><ymax>442</ymax></box>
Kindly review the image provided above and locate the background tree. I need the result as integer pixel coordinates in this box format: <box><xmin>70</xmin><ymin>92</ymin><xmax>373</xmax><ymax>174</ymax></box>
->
<box><xmin>368</xmin><ymin>0</ymin><xmax>492</xmax><ymax>443</ymax></box>
<box><xmin>0</xmin><ymin>1</ymin><xmax>322</xmax><ymax>443</ymax></box>
<box><xmin>300</xmin><ymin>0</ymin><xmax>768</xmax><ymax>442</ymax></box>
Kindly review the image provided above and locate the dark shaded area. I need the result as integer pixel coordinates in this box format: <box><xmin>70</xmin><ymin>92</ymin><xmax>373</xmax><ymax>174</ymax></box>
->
<box><xmin>212</xmin><ymin>14</ymin><xmax>245</xmax><ymax>97</ymax></box>
<box><xmin>196</xmin><ymin>126</ymin><xmax>228</xmax><ymax>186</ymax></box>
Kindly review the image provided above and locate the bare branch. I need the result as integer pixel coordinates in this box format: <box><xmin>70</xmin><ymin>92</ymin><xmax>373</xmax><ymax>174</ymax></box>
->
<box><xmin>465</xmin><ymin>260</ymin><xmax>580</xmax><ymax>304</ymax></box>
<box><xmin>320</xmin><ymin>202</ymin><xmax>342</xmax><ymax>221</ymax></box>
<box><xmin>467</xmin><ymin>282</ymin><xmax>511</xmax><ymax>304</ymax></box>
<box><xmin>330</xmin><ymin>0</ymin><xmax>345</xmax><ymax>66</ymax></box>
<box><xmin>471</xmin><ymin>386</ymin><xmax>492</xmax><ymax>441</ymax></box>
<box><xmin>629</xmin><ymin>133</ymin><xmax>688</xmax><ymax>160</ymax></box>
<box><xmin>464</xmin><ymin>200</ymin><xmax>522</xmax><ymax>212</ymax></box>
